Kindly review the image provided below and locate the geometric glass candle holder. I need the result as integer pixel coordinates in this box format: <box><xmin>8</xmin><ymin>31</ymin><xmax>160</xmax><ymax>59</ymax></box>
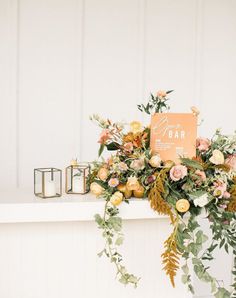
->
<box><xmin>65</xmin><ymin>162</ymin><xmax>90</xmax><ymax>194</ymax></box>
<box><xmin>34</xmin><ymin>168</ymin><xmax>62</xmax><ymax>198</ymax></box>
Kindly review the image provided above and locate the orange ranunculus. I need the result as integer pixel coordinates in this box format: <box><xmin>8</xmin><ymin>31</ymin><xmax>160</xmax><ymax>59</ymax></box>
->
<box><xmin>123</xmin><ymin>132</ymin><xmax>134</xmax><ymax>143</ymax></box>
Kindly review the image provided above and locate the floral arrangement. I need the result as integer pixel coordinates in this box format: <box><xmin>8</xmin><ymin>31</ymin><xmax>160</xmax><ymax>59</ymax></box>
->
<box><xmin>89</xmin><ymin>91</ymin><xmax>236</xmax><ymax>298</ymax></box>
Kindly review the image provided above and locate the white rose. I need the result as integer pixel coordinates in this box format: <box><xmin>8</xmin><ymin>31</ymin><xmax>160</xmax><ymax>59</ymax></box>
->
<box><xmin>149</xmin><ymin>155</ymin><xmax>162</xmax><ymax>167</ymax></box>
<box><xmin>193</xmin><ymin>193</ymin><xmax>209</xmax><ymax>207</ymax></box>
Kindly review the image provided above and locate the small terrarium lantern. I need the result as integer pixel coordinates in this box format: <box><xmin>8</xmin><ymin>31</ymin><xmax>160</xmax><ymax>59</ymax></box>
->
<box><xmin>65</xmin><ymin>159</ymin><xmax>90</xmax><ymax>194</ymax></box>
<box><xmin>34</xmin><ymin>168</ymin><xmax>62</xmax><ymax>198</ymax></box>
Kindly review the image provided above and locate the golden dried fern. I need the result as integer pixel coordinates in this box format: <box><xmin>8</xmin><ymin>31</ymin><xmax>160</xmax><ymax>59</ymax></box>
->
<box><xmin>161</xmin><ymin>219</ymin><xmax>180</xmax><ymax>287</ymax></box>
<box><xmin>227</xmin><ymin>180</ymin><xmax>236</xmax><ymax>212</ymax></box>
<box><xmin>148</xmin><ymin>169</ymin><xmax>174</xmax><ymax>223</ymax></box>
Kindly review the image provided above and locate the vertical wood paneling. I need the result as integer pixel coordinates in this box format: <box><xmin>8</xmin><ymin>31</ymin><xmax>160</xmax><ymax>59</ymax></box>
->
<box><xmin>18</xmin><ymin>0</ymin><xmax>82</xmax><ymax>187</ymax></box>
<box><xmin>145</xmin><ymin>0</ymin><xmax>197</xmax><ymax>112</ymax></box>
<box><xmin>81</xmin><ymin>0</ymin><xmax>144</xmax><ymax>161</ymax></box>
<box><xmin>198</xmin><ymin>0</ymin><xmax>236</xmax><ymax>138</ymax></box>
<box><xmin>0</xmin><ymin>0</ymin><xmax>18</xmax><ymax>188</ymax></box>
<box><xmin>0</xmin><ymin>220</ymin><xmax>192</xmax><ymax>298</ymax></box>
<box><xmin>193</xmin><ymin>1</ymin><xmax>236</xmax><ymax>296</ymax></box>
<box><xmin>0</xmin><ymin>0</ymin><xmax>236</xmax><ymax>296</ymax></box>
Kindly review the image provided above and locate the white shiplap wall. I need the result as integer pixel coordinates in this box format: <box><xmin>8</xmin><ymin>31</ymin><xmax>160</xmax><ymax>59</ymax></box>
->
<box><xmin>0</xmin><ymin>0</ymin><xmax>236</xmax><ymax>297</ymax></box>
<box><xmin>1</xmin><ymin>0</ymin><xmax>236</xmax><ymax>188</ymax></box>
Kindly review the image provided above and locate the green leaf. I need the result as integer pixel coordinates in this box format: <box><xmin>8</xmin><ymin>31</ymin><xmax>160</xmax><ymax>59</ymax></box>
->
<box><xmin>188</xmin><ymin>284</ymin><xmax>195</xmax><ymax>294</ymax></box>
<box><xmin>182</xmin><ymin>264</ymin><xmax>189</xmax><ymax>275</ymax></box>
<box><xmin>106</xmin><ymin>142</ymin><xmax>120</xmax><ymax>151</ymax></box>
<box><xmin>215</xmin><ymin>287</ymin><xmax>231</xmax><ymax>298</ymax></box>
<box><xmin>181</xmin><ymin>275</ymin><xmax>189</xmax><ymax>284</ymax></box>
<box><xmin>180</xmin><ymin>157</ymin><xmax>204</xmax><ymax>170</ymax></box>
<box><xmin>108</xmin><ymin>216</ymin><xmax>122</xmax><ymax>232</ymax></box>
<box><xmin>98</xmin><ymin>144</ymin><xmax>105</xmax><ymax>157</ymax></box>
<box><xmin>208</xmin><ymin>244</ymin><xmax>218</xmax><ymax>253</ymax></box>
<box><xmin>94</xmin><ymin>214</ymin><xmax>103</xmax><ymax>226</ymax></box>
<box><xmin>220</xmin><ymin>238</ymin><xmax>225</xmax><ymax>248</ymax></box>
<box><xmin>115</xmin><ymin>237</ymin><xmax>124</xmax><ymax>246</ymax></box>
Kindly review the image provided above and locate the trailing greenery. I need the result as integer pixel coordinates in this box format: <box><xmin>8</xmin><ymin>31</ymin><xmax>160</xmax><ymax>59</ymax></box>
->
<box><xmin>89</xmin><ymin>90</ymin><xmax>236</xmax><ymax>296</ymax></box>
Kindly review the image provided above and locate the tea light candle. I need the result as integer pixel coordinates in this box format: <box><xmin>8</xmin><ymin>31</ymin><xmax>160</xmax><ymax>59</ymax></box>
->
<box><xmin>72</xmin><ymin>175</ymin><xmax>84</xmax><ymax>193</ymax></box>
<box><xmin>44</xmin><ymin>181</ymin><xmax>57</xmax><ymax>197</ymax></box>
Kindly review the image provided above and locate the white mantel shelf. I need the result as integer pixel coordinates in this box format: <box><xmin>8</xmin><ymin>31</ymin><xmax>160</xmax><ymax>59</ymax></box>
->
<box><xmin>0</xmin><ymin>188</ymin><xmax>165</xmax><ymax>224</ymax></box>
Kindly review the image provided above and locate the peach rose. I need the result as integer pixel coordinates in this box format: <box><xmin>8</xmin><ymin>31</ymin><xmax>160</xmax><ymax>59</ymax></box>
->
<box><xmin>225</xmin><ymin>154</ymin><xmax>236</xmax><ymax>171</ymax></box>
<box><xmin>170</xmin><ymin>165</ymin><xmax>188</xmax><ymax>181</ymax></box>
<box><xmin>97</xmin><ymin>167</ymin><xmax>109</xmax><ymax>181</ymax></box>
<box><xmin>126</xmin><ymin>176</ymin><xmax>140</xmax><ymax>191</ymax></box>
<box><xmin>196</xmin><ymin>137</ymin><xmax>211</xmax><ymax>152</ymax></box>
<box><xmin>98</xmin><ymin>129</ymin><xmax>111</xmax><ymax>144</ymax></box>
<box><xmin>176</xmin><ymin>199</ymin><xmax>190</xmax><ymax>213</ymax></box>
<box><xmin>110</xmin><ymin>191</ymin><xmax>123</xmax><ymax>206</ymax></box>
<box><xmin>90</xmin><ymin>182</ymin><xmax>104</xmax><ymax>197</ymax></box>
<box><xmin>209</xmin><ymin>149</ymin><xmax>224</xmax><ymax>165</ymax></box>
<box><xmin>157</xmin><ymin>90</ymin><xmax>167</xmax><ymax>98</ymax></box>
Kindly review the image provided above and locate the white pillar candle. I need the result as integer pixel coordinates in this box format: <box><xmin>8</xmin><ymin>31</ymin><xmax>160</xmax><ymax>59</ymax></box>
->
<box><xmin>44</xmin><ymin>181</ymin><xmax>57</xmax><ymax>197</ymax></box>
<box><xmin>72</xmin><ymin>175</ymin><xmax>84</xmax><ymax>193</ymax></box>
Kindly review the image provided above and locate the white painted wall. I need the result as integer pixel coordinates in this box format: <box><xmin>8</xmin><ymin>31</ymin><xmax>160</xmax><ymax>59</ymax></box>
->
<box><xmin>0</xmin><ymin>0</ymin><xmax>236</xmax><ymax>297</ymax></box>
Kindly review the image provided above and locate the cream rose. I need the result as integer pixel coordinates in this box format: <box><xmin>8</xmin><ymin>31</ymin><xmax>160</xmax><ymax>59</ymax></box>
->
<box><xmin>110</xmin><ymin>191</ymin><xmax>123</xmax><ymax>206</ymax></box>
<box><xmin>209</xmin><ymin>149</ymin><xmax>225</xmax><ymax>165</ymax></box>
<box><xmin>90</xmin><ymin>182</ymin><xmax>104</xmax><ymax>197</ymax></box>
<box><xmin>193</xmin><ymin>193</ymin><xmax>209</xmax><ymax>207</ymax></box>
<box><xmin>97</xmin><ymin>167</ymin><xmax>109</xmax><ymax>181</ymax></box>
<box><xmin>149</xmin><ymin>155</ymin><xmax>162</xmax><ymax>167</ymax></box>
<box><xmin>130</xmin><ymin>159</ymin><xmax>145</xmax><ymax>171</ymax></box>
<box><xmin>126</xmin><ymin>176</ymin><xmax>140</xmax><ymax>191</ymax></box>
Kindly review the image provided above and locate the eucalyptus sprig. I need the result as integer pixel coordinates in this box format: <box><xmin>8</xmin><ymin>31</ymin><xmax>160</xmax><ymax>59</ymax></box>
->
<box><xmin>138</xmin><ymin>90</ymin><xmax>173</xmax><ymax>115</ymax></box>
<box><xmin>95</xmin><ymin>199</ymin><xmax>139</xmax><ymax>287</ymax></box>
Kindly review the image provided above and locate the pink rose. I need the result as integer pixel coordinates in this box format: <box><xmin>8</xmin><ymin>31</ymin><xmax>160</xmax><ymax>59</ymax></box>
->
<box><xmin>223</xmin><ymin>191</ymin><xmax>231</xmax><ymax>199</ymax></box>
<box><xmin>225</xmin><ymin>154</ymin><xmax>236</xmax><ymax>171</ymax></box>
<box><xmin>170</xmin><ymin>165</ymin><xmax>188</xmax><ymax>181</ymax></box>
<box><xmin>195</xmin><ymin>170</ymin><xmax>206</xmax><ymax>182</ymax></box>
<box><xmin>98</xmin><ymin>129</ymin><xmax>111</xmax><ymax>144</ymax></box>
<box><xmin>196</xmin><ymin>137</ymin><xmax>211</xmax><ymax>152</ymax></box>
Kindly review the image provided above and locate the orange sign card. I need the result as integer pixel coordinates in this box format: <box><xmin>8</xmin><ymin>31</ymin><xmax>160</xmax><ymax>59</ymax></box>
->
<box><xmin>150</xmin><ymin>113</ymin><xmax>197</xmax><ymax>162</ymax></box>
